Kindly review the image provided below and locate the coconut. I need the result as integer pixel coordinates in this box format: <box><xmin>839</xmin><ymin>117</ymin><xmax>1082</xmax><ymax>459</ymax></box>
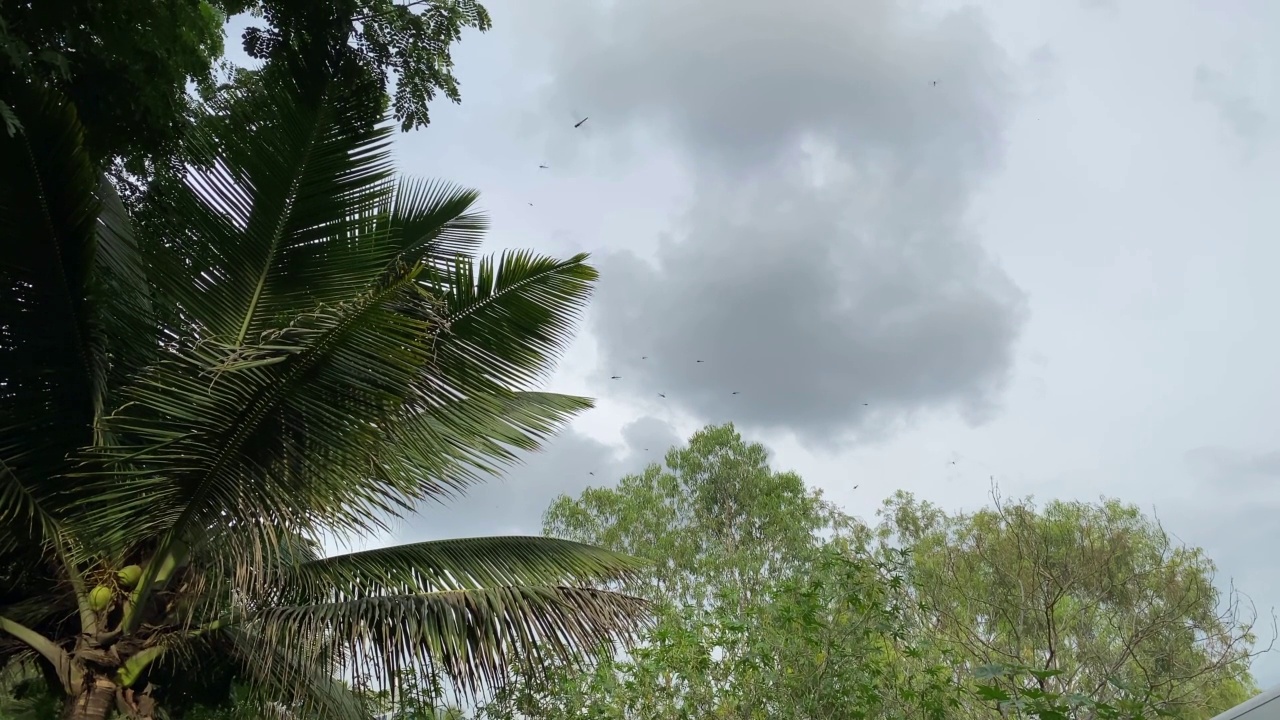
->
<box><xmin>88</xmin><ymin>585</ymin><xmax>113</xmax><ymax>613</ymax></box>
<box><xmin>117</xmin><ymin>565</ymin><xmax>143</xmax><ymax>589</ymax></box>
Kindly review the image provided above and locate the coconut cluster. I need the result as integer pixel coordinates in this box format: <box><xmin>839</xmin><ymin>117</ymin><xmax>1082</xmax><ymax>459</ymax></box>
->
<box><xmin>86</xmin><ymin>564</ymin><xmax>144</xmax><ymax>612</ymax></box>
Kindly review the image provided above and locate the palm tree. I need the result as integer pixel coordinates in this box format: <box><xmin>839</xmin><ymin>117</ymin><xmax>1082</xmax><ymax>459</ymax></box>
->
<box><xmin>0</xmin><ymin>58</ymin><xmax>649</xmax><ymax>720</ymax></box>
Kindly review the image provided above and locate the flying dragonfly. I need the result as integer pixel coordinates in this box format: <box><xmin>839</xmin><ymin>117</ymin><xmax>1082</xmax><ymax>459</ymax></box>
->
<box><xmin>611</xmin><ymin>376</ymin><xmax>622</xmax><ymax>380</ymax></box>
<box><xmin>538</xmin><ymin>164</ymin><xmax>549</xmax><ymax>169</ymax></box>
<box><xmin>732</xmin><ymin>391</ymin><xmax>740</xmax><ymax>395</ymax></box>
<box><xmin>574</xmin><ymin>117</ymin><xmax>589</xmax><ymax>128</ymax></box>
<box><xmin>658</xmin><ymin>393</ymin><xmax>666</xmax><ymax>398</ymax></box>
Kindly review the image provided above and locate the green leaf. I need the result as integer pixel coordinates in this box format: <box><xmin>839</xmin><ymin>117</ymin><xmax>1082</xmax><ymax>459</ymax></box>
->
<box><xmin>975</xmin><ymin>685</ymin><xmax>1010</xmax><ymax>702</ymax></box>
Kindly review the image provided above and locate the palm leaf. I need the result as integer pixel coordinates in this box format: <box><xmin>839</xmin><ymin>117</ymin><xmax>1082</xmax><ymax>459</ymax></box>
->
<box><xmin>425</xmin><ymin>251</ymin><xmax>598</xmax><ymax>392</ymax></box>
<box><xmin>223</xmin><ymin>626</ymin><xmax>369</xmax><ymax>720</ymax></box>
<box><xmin>92</xmin><ymin>174</ymin><xmax>156</xmax><ymax>394</ymax></box>
<box><xmin>382</xmin><ymin>177</ymin><xmax>487</xmax><ymax>272</ymax></box>
<box><xmin>0</xmin><ymin>81</ymin><xmax>107</xmax><ymax>543</ymax></box>
<box><xmin>279</xmin><ymin>536</ymin><xmax>649</xmax><ymax>600</ymax></box>
<box><xmin>77</xmin><ymin>258</ymin><xmax>443</xmax><ymax>562</ymax></box>
<box><xmin>237</xmin><ymin>538</ymin><xmax>650</xmax><ymax>707</ymax></box>
<box><xmin>249</xmin><ymin>585</ymin><xmax>650</xmax><ymax>702</ymax></box>
<box><xmin>375</xmin><ymin>391</ymin><xmax>593</xmax><ymax>506</ymax></box>
<box><xmin>142</xmin><ymin>54</ymin><xmax>397</xmax><ymax>348</ymax></box>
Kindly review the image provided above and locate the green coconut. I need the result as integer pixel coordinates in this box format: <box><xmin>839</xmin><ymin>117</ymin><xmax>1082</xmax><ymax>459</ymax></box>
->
<box><xmin>88</xmin><ymin>585</ymin><xmax>113</xmax><ymax>613</ymax></box>
<box><xmin>117</xmin><ymin>564</ymin><xmax>143</xmax><ymax>589</ymax></box>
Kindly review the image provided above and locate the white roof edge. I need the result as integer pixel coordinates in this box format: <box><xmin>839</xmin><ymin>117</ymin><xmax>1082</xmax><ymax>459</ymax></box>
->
<box><xmin>1211</xmin><ymin>684</ymin><xmax>1280</xmax><ymax>720</ymax></box>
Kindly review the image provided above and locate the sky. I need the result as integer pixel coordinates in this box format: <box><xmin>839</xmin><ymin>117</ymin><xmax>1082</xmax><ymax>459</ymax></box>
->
<box><xmin>228</xmin><ymin>0</ymin><xmax>1280</xmax><ymax>686</ymax></box>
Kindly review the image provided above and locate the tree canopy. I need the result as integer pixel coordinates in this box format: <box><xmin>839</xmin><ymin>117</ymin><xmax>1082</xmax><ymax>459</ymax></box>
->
<box><xmin>0</xmin><ymin>0</ymin><xmax>491</xmax><ymax>178</ymax></box>
<box><xmin>466</xmin><ymin>425</ymin><xmax>1263</xmax><ymax>720</ymax></box>
<box><xmin>0</xmin><ymin>0</ymin><xmax>227</xmax><ymax>168</ymax></box>
<box><xmin>877</xmin><ymin>490</ymin><xmax>1264</xmax><ymax>719</ymax></box>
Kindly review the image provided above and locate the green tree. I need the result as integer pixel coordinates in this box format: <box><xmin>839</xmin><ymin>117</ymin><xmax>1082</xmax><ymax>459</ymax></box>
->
<box><xmin>877</xmin><ymin>489</ymin><xmax>1264</xmax><ymax>719</ymax></box>
<box><xmin>0</xmin><ymin>57</ymin><xmax>648</xmax><ymax>720</ymax></box>
<box><xmin>477</xmin><ymin>424</ymin><xmax>960</xmax><ymax>719</ymax></box>
<box><xmin>232</xmin><ymin>0</ymin><xmax>491</xmax><ymax>133</ymax></box>
<box><xmin>0</xmin><ymin>0</ymin><xmax>227</xmax><ymax>168</ymax></box>
<box><xmin>1</xmin><ymin>0</ymin><xmax>490</xmax><ymax>183</ymax></box>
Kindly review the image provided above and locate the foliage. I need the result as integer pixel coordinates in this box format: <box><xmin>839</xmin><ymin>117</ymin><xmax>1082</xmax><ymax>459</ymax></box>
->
<box><xmin>877</xmin><ymin>489</ymin><xmax>1264</xmax><ymax>719</ymax></box>
<box><xmin>0</xmin><ymin>55</ymin><xmax>648</xmax><ymax>720</ymax></box>
<box><xmin>230</xmin><ymin>0</ymin><xmax>490</xmax><ymax>132</ymax></box>
<box><xmin>973</xmin><ymin>663</ymin><xmax>1165</xmax><ymax>720</ymax></box>
<box><xmin>464</xmin><ymin>425</ymin><xmax>1254</xmax><ymax>720</ymax></box>
<box><xmin>0</xmin><ymin>0</ymin><xmax>227</xmax><ymax>170</ymax></box>
<box><xmin>355</xmin><ymin>669</ymin><xmax>468</xmax><ymax>720</ymax></box>
<box><xmin>541</xmin><ymin>423</ymin><xmax>855</xmax><ymax>606</ymax></box>
<box><xmin>2</xmin><ymin>0</ymin><xmax>491</xmax><ymax>194</ymax></box>
<box><xmin>474</xmin><ymin>425</ymin><xmax>960</xmax><ymax>719</ymax></box>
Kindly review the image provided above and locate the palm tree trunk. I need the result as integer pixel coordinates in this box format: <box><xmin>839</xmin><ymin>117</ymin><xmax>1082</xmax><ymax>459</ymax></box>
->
<box><xmin>61</xmin><ymin>677</ymin><xmax>117</xmax><ymax>720</ymax></box>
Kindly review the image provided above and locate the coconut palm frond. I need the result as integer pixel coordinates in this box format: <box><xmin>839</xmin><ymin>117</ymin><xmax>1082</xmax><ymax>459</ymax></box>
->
<box><xmin>250</xmin><ymin>585</ymin><xmax>649</xmax><ymax>703</ymax></box>
<box><xmin>92</xmin><ymin>174</ymin><xmax>156</xmax><ymax>393</ymax></box>
<box><xmin>140</xmin><ymin>55</ymin><xmax>397</xmax><ymax>350</ymax></box>
<box><xmin>78</xmin><ymin>256</ymin><xmax>444</xmax><ymax>558</ymax></box>
<box><xmin>222</xmin><ymin>627</ymin><xmax>368</xmax><ymax>720</ymax></box>
<box><xmin>383</xmin><ymin>177</ymin><xmax>487</xmax><ymax>273</ymax></box>
<box><xmin>376</xmin><ymin>391</ymin><xmax>593</xmax><ymax>505</ymax></box>
<box><xmin>426</xmin><ymin>251</ymin><xmax>598</xmax><ymax>392</ymax></box>
<box><xmin>278</xmin><ymin>536</ymin><xmax>650</xmax><ymax>600</ymax></box>
<box><xmin>0</xmin><ymin>82</ymin><xmax>109</xmax><ymax>539</ymax></box>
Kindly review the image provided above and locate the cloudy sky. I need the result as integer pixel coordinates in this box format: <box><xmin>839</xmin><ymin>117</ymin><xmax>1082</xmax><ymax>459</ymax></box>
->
<box><xmin>229</xmin><ymin>0</ymin><xmax>1280</xmax><ymax>684</ymax></box>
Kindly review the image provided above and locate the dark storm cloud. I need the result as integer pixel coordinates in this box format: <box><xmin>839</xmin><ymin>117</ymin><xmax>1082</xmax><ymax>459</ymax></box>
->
<box><xmin>396</xmin><ymin>417</ymin><xmax>682</xmax><ymax>542</ymax></box>
<box><xmin>587</xmin><ymin>181</ymin><xmax>1026</xmax><ymax>447</ymax></box>
<box><xmin>517</xmin><ymin>0</ymin><xmax>1028</xmax><ymax>446</ymax></box>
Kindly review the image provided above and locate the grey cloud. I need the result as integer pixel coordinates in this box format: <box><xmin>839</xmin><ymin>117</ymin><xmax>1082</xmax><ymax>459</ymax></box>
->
<box><xmin>396</xmin><ymin>417</ymin><xmax>681</xmax><ymax>542</ymax></box>
<box><xmin>1194</xmin><ymin>64</ymin><xmax>1268</xmax><ymax>152</ymax></box>
<box><xmin>1024</xmin><ymin>45</ymin><xmax>1063</xmax><ymax>101</ymax></box>
<box><xmin>587</xmin><ymin>180</ymin><xmax>1027</xmax><ymax>448</ymax></box>
<box><xmin>519</xmin><ymin>0</ymin><xmax>1027</xmax><ymax>447</ymax></box>
<box><xmin>1186</xmin><ymin>445</ymin><xmax>1280</xmax><ymax>496</ymax></box>
<box><xmin>524</xmin><ymin>0</ymin><xmax>1013</xmax><ymax>181</ymax></box>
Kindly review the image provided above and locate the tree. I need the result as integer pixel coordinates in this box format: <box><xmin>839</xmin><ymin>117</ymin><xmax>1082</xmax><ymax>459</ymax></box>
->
<box><xmin>476</xmin><ymin>427</ymin><xmax>1187</xmax><ymax>720</ymax></box>
<box><xmin>0</xmin><ymin>0</ymin><xmax>227</xmax><ymax>169</ymax></box>
<box><xmin>0</xmin><ymin>55</ymin><xmax>649</xmax><ymax>720</ymax></box>
<box><xmin>877</xmin><ymin>489</ymin><xmax>1266</xmax><ymax>719</ymax></box>
<box><xmin>542</xmin><ymin>424</ymin><xmax>854</xmax><ymax>607</ymax></box>
<box><xmin>233</xmin><ymin>0</ymin><xmax>492</xmax><ymax>132</ymax></box>
<box><xmin>2</xmin><ymin>0</ymin><xmax>491</xmax><ymax>184</ymax></box>
<box><xmin>476</xmin><ymin>424</ymin><xmax>961</xmax><ymax>719</ymax></box>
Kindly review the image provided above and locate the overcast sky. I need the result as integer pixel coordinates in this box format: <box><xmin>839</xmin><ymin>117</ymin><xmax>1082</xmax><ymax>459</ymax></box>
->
<box><xmin>229</xmin><ymin>0</ymin><xmax>1280</xmax><ymax>685</ymax></box>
